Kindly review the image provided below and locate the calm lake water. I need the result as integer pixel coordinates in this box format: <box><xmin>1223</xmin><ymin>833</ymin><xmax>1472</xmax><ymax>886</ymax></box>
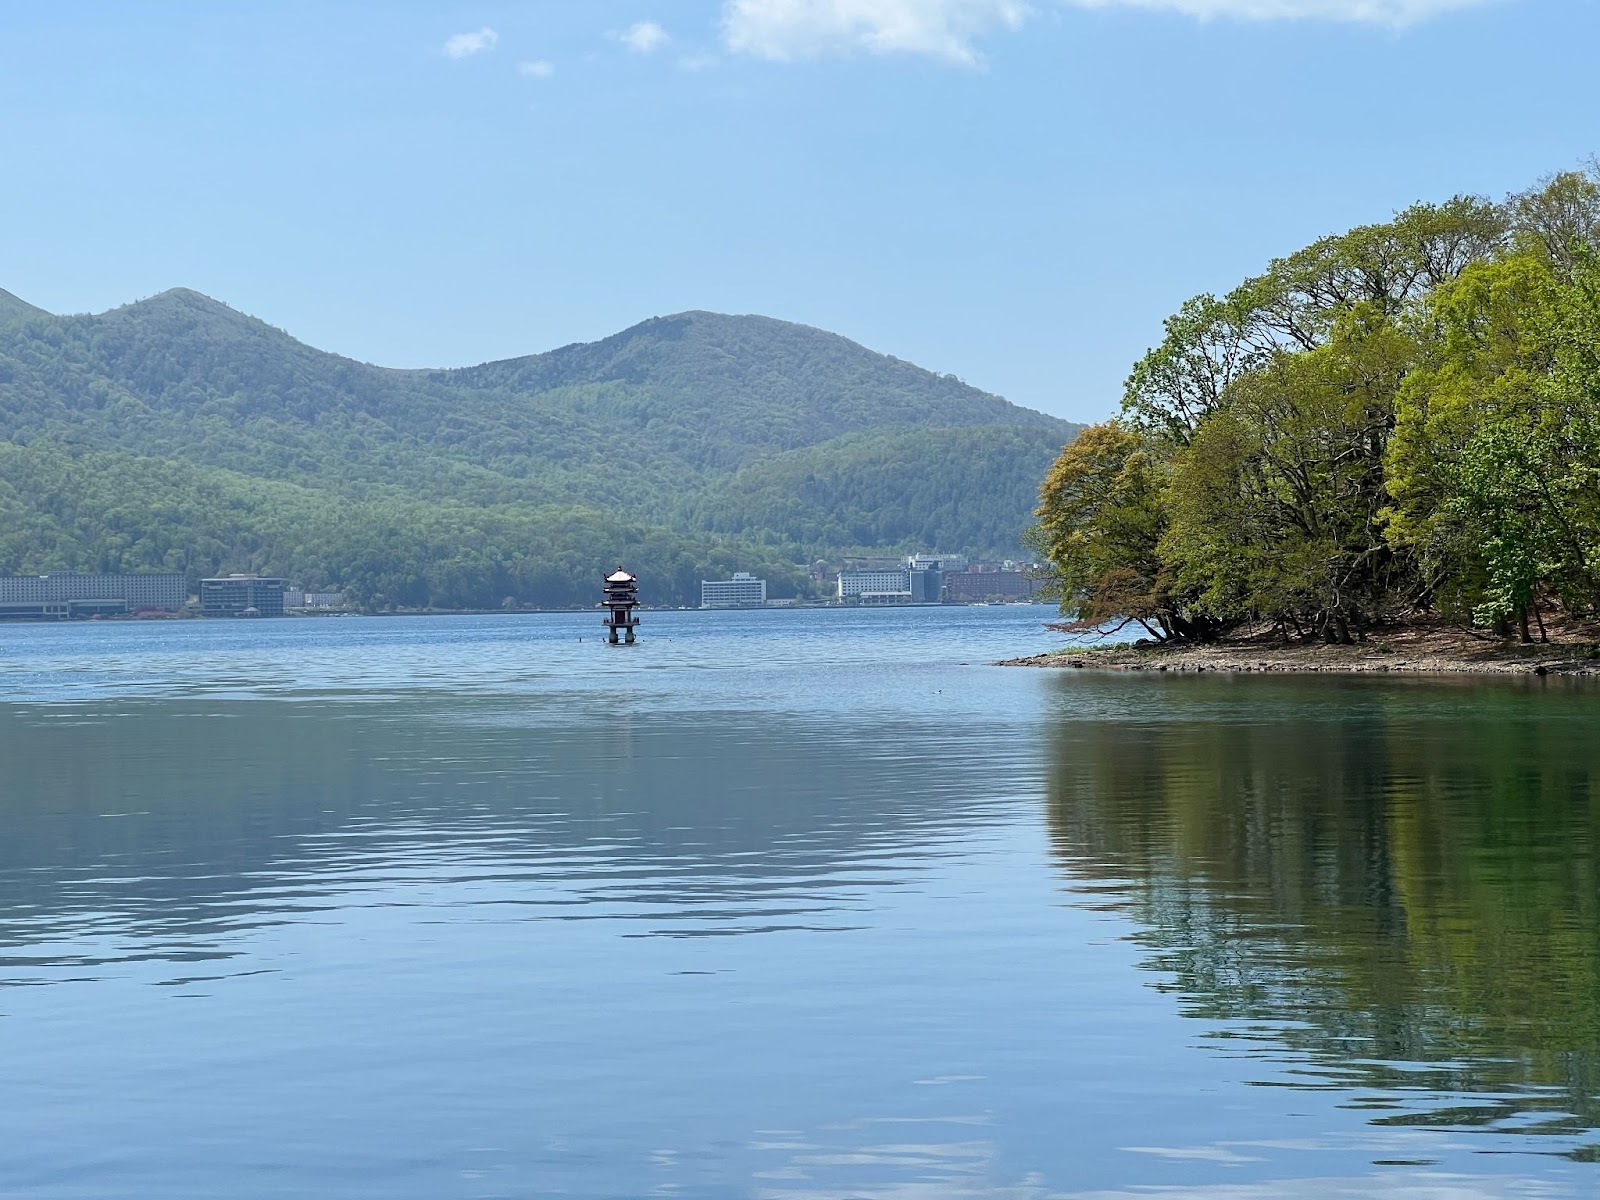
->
<box><xmin>2</xmin><ymin>606</ymin><xmax>1599</xmax><ymax>1199</ymax></box>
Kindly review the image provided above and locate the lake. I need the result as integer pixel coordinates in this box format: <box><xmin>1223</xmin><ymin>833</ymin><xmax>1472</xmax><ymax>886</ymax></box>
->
<box><xmin>2</xmin><ymin>606</ymin><xmax>1598</xmax><ymax>1198</ymax></box>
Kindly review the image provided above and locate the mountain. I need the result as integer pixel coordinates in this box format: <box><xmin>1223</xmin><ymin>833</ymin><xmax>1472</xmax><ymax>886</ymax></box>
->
<box><xmin>0</xmin><ymin>288</ymin><xmax>1081</xmax><ymax>608</ymax></box>
<box><xmin>0</xmin><ymin>288</ymin><xmax>49</xmax><ymax>324</ymax></box>
<box><xmin>453</xmin><ymin>310</ymin><xmax>1062</xmax><ymax>462</ymax></box>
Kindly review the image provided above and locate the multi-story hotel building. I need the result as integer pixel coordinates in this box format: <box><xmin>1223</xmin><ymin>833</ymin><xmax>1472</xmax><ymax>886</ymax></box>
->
<box><xmin>199</xmin><ymin>575</ymin><xmax>286</xmax><ymax>617</ymax></box>
<box><xmin>943</xmin><ymin>570</ymin><xmax>1041</xmax><ymax>603</ymax></box>
<box><xmin>700</xmin><ymin>573</ymin><xmax>768</xmax><ymax>608</ymax></box>
<box><xmin>836</xmin><ymin>567</ymin><xmax>943</xmax><ymax>605</ymax></box>
<box><xmin>0</xmin><ymin>572</ymin><xmax>187</xmax><ymax>618</ymax></box>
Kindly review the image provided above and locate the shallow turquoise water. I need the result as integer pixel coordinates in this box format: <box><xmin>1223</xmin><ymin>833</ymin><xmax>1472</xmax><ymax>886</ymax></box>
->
<box><xmin>1</xmin><ymin>607</ymin><xmax>1598</xmax><ymax>1198</ymax></box>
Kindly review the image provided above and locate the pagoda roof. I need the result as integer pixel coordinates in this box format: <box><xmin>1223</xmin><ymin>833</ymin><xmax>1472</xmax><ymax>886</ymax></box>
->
<box><xmin>605</xmin><ymin>569</ymin><xmax>636</xmax><ymax>583</ymax></box>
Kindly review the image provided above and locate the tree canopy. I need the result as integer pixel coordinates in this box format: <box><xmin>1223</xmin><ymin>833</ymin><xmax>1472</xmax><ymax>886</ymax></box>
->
<box><xmin>1035</xmin><ymin>167</ymin><xmax>1600</xmax><ymax>643</ymax></box>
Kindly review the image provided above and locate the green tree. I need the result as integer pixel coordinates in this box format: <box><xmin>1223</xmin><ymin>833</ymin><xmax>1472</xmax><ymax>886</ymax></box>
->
<box><xmin>1387</xmin><ymin>247</ymin><xmax>1600</xmax><ymax>633</ymax></box>
<box><xmin>1038</xmin><ymin>174</ymin><xmax>1600</xmax><ymax>645</ymax></box>
<box><xmin>1163</xmin><ymin>310</ymin><xmax>1417</xmax><ymax>641</ymax></box>
<box><xmin>1033</xmin><ymin>421</ymin><xmax>1220</xmax><ymax>642</ymax></box>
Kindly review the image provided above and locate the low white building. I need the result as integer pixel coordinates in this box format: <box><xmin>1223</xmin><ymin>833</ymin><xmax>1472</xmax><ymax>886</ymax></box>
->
<box><xmin>701</xmin><ymin>573</ymin><xmax>767</xmax><ymax>608</ymax></box>
<box><xmin>907</xmin><ymin>553</ymin><xmax>967</xmax><ymax>573</ymax></box>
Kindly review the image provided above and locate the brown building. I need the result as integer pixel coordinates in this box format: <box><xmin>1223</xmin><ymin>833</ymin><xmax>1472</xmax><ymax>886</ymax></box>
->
<box><xmin>944</xmin><ymin>570</ymin><xmax>1040</xmax><ymax>603</ymax></box>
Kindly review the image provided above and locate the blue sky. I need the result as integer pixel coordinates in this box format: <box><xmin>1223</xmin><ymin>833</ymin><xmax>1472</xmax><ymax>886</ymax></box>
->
<box><xmin>1</xmin><ymin>0</ymin><xmax>1594</xmax><ymax>422</ymax></box>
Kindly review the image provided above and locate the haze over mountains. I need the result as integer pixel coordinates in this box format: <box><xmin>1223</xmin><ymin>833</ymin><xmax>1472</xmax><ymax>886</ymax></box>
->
<box><xmin>0</xmin><ymin>288</ymin><xmax>1080</xmax><ymax>608</ymax></box>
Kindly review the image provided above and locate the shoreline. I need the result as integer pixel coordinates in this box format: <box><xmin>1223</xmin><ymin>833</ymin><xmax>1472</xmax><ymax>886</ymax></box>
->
<box><xmin>1001</xmin><ymin>621</ymin><xmax>1600</xmax><ymax>676</ymax></box>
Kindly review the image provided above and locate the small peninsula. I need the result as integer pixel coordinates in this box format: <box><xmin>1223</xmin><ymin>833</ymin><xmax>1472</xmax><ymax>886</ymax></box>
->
<box><xmin>1022</xmin><ymin>168</ymin><xmax>1600</xmax><ymax>670</ymax></box>
<box><xmin>1002</xmin><ymin>618</ymin><xmax>1600</xmax><ymax>676</ymax></box>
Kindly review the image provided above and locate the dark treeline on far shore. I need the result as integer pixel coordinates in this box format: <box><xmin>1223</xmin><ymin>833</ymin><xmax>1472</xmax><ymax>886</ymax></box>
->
<box><xmin>1032</xmin><ymin>166</ymin><xmax>1600</xmax><ymax>646</ymax></box>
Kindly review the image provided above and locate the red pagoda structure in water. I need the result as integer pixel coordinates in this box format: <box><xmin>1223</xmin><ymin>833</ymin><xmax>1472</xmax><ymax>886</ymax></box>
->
<box><xmin>601</xmin><ymin>567</ymin><xmax>640</xmax><ymax>645</ymax></box>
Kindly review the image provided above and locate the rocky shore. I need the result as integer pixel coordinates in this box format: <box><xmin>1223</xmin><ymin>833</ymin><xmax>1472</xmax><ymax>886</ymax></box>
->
<box><xmin>1000</xmin><ymin>620</ymin><xmax>1600</xmax><ymax>676</ymax></box>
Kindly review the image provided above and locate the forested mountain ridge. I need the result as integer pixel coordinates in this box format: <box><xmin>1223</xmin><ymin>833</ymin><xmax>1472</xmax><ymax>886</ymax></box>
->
<box><xmin>0</xmin><ymin>289</ymin><xmax>1080</xmax><ymax>607</ymax></box>
<box><xmin>451</xmin><ymin>310</ymin><xmax>1062</xmax><ymax>465</ymax></box>
<box><xmin>692</xmin><ymin>425</ymin><xmax>1064</xmax><ymax>553</ymax></box>
<box><xmin>0</xmin><ymin>288</ymin><xmax>47</xmax><ymax>324</ymax></box>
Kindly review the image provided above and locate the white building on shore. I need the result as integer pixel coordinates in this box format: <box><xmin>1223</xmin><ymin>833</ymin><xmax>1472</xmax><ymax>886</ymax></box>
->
<box><xmin>907</xmin><ymin>553</ymin><xmax>967</xmax><ymax>573</ymax></box>
<box><xmin>0</xmin><ymin>571</ymin><xmax>187</xmax><ymax>618</ymax></box>
<box><xmin>836</xmin><ymin>566</ymin><xmax>943</xmax><ymax>605</ymax></box>
<box><xmin>701</xmin><ymin>573</ymin><xmax>767</xmax><ymax>608</ymax></box>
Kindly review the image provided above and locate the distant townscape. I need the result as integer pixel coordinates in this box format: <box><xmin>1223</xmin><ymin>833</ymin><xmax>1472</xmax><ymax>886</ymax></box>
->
<box><xmin>0</xmin><ymin>561</ymin><xmax>1038</xmax><ymax>620</ymax></box>
<box><xmin>0</xmin><ymin>572</ymin><xmax>345</xmax><ymax>620</ymax></box>
<box><xmin>701</xmin><ymin>555</ymin><xmax>1042</xmax><ymax>609</ymax></box>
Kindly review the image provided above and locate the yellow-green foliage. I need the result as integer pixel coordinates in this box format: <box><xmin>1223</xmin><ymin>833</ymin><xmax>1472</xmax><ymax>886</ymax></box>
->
<box><xmin>1032</xmin><ymin>421</ymin><xmax>1190</xmax><ymax>638</ymax></box>
<box><xmin>1038</xmin><ymin>169</ymin><xmax>1600</xmax><ymax>641</ymax></box>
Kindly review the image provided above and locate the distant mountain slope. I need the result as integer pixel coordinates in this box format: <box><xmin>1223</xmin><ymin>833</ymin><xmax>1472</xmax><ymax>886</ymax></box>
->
<box><xmin>0</xmin><ymin>288</ymin><xmax>48</xmax><ymax>324</ymax></box>
<box><xmin>455</xmin><ymin>310</ymin><xmax>1060</xmax><ymax>463</ymax></box>
<box><xmin>0</xmin><ymin>287</ymin><xmax>1081</xmax><ymax>606</ymax></box>
<box><xmin>689</xmin><ymin>425</ymin><xmax>1068</xmax><ymax>556</ymax></box>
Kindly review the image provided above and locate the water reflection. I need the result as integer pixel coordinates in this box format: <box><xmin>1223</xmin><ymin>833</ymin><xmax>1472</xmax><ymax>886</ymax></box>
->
<box><xmin>1045</xmin><ymin>673</ymin><xmax>1600</xmax><ymax>1154</ymax></box>
<box><xmin>0</xmin><ymin>684</ymin><xmax>1067</xmax><ymax>1200</ymax></box>
<box><xmin>0</xmin><ymin>696</ymin><xmax>1023</xmax><ymax>985</ymax></box>
<box><xmin>6</xmin><ymin>649</ymin><xmax>1600</xmax><ymax>1197</ymax></box>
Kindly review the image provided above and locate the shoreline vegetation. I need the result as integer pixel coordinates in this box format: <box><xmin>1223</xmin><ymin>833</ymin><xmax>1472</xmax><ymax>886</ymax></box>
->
<box><xmin>1025</xmin><ymin>167</ymin><xmax>1600</xmax><ymax>669</ymax></box>
<box><xmin>1001</xmin><ymin>617</ymin><xmax>1600</xmax><ymax>675</ymax></box>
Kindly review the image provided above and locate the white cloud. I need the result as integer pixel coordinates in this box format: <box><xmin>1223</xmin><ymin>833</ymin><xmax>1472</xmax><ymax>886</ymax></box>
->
<box><xmin>720</xmin><ymin>0</ymin><xmax>1487</xmax><ymax>65</ymax></box>
<box><xmin>443</xmin><ymin>27</ymin><xmax>499</xmax><ymax>59</ymax></box>
<box><xmin>518</xmin><ymin>59</ymin><xmax>556</xmax><ymax>77</ymax></box>
<box><xmin>614</xmin><ymin>20</ymin><xmax>672</xmax><ymax>53</ymax></box>
<box><xmin>721</xmin><ymin>0</ymin><xmax>1030</xmax><ymax>65</ymax></box>
<box><xmin>1066</xmin><ymin>0</ymin><xmax>1484</xmax><ymax>22</ymax></box>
